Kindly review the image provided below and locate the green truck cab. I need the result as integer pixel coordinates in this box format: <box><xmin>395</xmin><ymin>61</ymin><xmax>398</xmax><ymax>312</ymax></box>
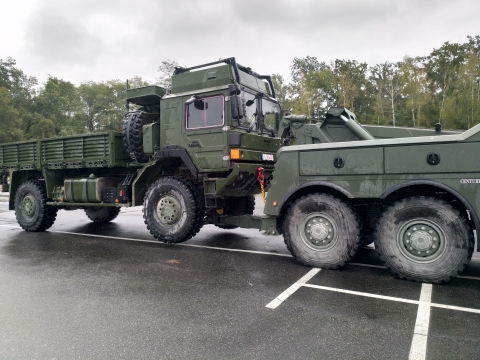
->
<box><xmin>124</xmin><ymin>58</ymin><xmax>281</xmax><ymax>206</ymax></box>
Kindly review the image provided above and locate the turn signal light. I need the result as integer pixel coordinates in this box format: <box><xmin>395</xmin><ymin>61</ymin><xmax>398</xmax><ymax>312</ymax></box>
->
<box><xmin>230</xmin><ymin>149</ymin><xmax>240</xmax><ymax>159</ymax></box>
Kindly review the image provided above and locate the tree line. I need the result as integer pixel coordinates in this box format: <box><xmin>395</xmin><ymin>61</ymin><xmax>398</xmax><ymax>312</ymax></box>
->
<box><xmin>0</xmin><ymin>36</ymin><xmax>479</xmax><ymax>144</ymax></box>
<box><xmin>273</xmin><ymin>35</ymin><xmax>480</xmax><ymax>130</ymax></box>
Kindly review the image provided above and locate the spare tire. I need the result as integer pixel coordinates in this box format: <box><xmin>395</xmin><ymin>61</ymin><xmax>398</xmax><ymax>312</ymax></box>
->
<box><xmin>123</xmin><ymin>106</ymin><xmax>159</xmax><ymax>163</ymax></box>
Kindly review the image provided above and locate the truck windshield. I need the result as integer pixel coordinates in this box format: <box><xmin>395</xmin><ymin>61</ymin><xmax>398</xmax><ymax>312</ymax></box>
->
<box><xmin>236</xmin><ymin>91</ymin><xmax>280</xmax><ymax>133</ymax></box>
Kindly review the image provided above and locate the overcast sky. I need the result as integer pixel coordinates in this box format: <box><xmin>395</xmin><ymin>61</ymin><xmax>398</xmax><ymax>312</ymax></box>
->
<box><xmin>1</xmin><ymin>0</ymin><xmax>479</xmax><ymax>86</ymax></box>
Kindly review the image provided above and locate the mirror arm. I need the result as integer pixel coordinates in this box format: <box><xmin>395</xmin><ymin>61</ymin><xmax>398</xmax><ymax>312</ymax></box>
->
<box><xmin>185</xmin><ymin>95</ymin><xmax>198</xmax><ymax>105</ymax></box>
<box><xmin>256</xmin><ymin>93</ymin><xmax>264</xmax><ymax>135</ymax></box>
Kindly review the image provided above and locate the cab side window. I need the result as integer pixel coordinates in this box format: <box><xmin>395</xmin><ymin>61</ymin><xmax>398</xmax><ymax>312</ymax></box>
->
<box><xmin>186</xmin><ymin>95</ymin><xmax>224</xmax><ymax>129</ymax></box>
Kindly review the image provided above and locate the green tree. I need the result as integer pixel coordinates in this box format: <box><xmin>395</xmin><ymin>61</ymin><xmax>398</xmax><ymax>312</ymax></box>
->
<box><xmin>271</xmin><ymin>74</ymin><xmax>293</xmax><ymax>111</ymax></box>
<box><xmin>424</xmin><ymin>41</ymin><xmax>468</xmax><ymax>126</ymax></box>
<box><xmin>0</xmin><ymin>87</ymin><xmax>24</xmax><ymax>143</ymax></box>
<box><xmin>33</xmin><ymin>77</ymin><xmax>83</xmax><ymax>137</ymax></box>
<box><xmin>400</xmin><ymin>57</ymin><xmax>431</xmax><ymax>128</ymax></box>
<box><xmin>446</xmin><ymin>53</ymin><xmax>480</xmax><ymax>129</ymax></box>
<box><xmin>288</xmin><ymin>56</ymin><xmax>334</xmax><ymax>116</ymax></box>
<box><xmin>370</xmin><ymin>62</ymin><xmax>404</xmax><ymax>126</ymax></box>
<box><xmin>78</xmin><ymin>81</ymin><xmax>126</xmax><ymax>132</ymax></box>
<box><xmin>157</xmin><ymin>59</ymin><xmax>179</xmax><ymax>88</ymax></box>
<box><xmin>332</xmin><ymin>60</ymin><xmax>370</xmax><ymax>118</ymax></box>
<box><xmin>128</xmin><ymin>76</ymin><xmax>151</xmax><ymax>89</ymax></box>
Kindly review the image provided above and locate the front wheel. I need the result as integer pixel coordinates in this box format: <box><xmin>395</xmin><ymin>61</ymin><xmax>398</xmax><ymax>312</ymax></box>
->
<box><xmin>14</xmin><ymin>180</ymin><xmax>58</xmax><ymax>231</ymax></box>
<box><xmin>284</xmin><ymin>193</ymin><xmax>362</xmax><ymax>269</ymax></box>
<box><xmin>143</xmin><ymin>177</ymin><xmax>205</xmax><ymax>243</ymax></box>
<box><xmin>374</xmin><ymin>196</ymin><xmax>474</xmax><ymax>283</ymax></box>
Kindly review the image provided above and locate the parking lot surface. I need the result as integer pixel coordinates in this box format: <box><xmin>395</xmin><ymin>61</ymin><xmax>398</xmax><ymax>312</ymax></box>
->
<box><xmin>0</xmin><ymin>199</ymin><xmax>479</xmax><ymax>359</ymax></box>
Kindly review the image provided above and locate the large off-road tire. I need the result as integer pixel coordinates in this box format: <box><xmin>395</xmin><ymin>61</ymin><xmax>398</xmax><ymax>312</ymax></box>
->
<box><xmin>14</xmin><ymin>180</ymin><xmax>58</xmax><ymax>231</ymax></box>
<box><xmin>84</xmin><ymin>207</ymin><xmax>121</xmax><ymax>223</ymax></box>
<box><xmin>123</xmin><ymin>106</ymin><xmax>159</xmax><ymax>163</ymax></box>
<box><xmin>143</xmin><ymin>177</ymin><xmax>205</xmax><ymax>243</ymax></box>
<box><xmin>284</xmin><ymin>193</ymin><xmax>362</xmax><ymax>269</ymax></box>
<box><xmin>215</xmin><ymin>195</ymin><xmax>255</xmax><ymax>229</ymax></box>
<box><xmin>374</xmin><ymin>196</ymin><xmax>474</xmax><ymax>283</ymax></box>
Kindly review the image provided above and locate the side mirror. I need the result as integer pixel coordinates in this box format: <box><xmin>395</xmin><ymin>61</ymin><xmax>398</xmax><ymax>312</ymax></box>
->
<box><xmin>194</xmin><ymin>99</ymin><xmax>206</xmax><ymax>110</ymax></box>
<box><xmin>230</xmin><ymin>95</ymin><xmax>244</xmax><ymax>120</ymax></box>
<box><xmin>245</xmin><ymin>99</ymin><xmax>255</xmax><ymax>107</ymax></box>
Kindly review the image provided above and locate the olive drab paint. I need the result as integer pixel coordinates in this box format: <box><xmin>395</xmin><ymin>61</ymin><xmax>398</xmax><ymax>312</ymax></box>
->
<box><xmin>1</xmin><ymin>57</ymin><xmax>479</xmax><ymax>283</ymax></box>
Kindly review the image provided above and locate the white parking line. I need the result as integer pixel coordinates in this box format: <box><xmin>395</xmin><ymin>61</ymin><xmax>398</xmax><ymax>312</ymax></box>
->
<box><xmin>271</xmin><ymin>281</ymin><xmax>480</xmax><ymax>314</ymax></box>
<box><xmin>2</xmin><ymin>224</ymin><xmax>480</xmax><ymax>282</ymax></box>
<box><xmin>349</xmin><ymin>262</ymin><xmax>387</xmax><ymax>269</ymax></box>
<box><xmin>409</xmin><ymin>284</ymin><xmax>432</xmax><ymax>360</ymax></box>
<box><xmin>0</xmin><ymin>224</ymin><xmax>20</xmax><ymax>228</ymax></box>
<box><xmin>180</xmin><ymin>243</ymin><xmax>292</xmax><ymax>257</ymax></box>
<box><xmin>457</xmin><ymin>275</ymin><xmax>480</xmax><ymax>281</ymax></box>
<box><xmin>0</xmin><ymin>224</ymin><xmax>293</xmax><ymax>258</ymax></box>
<box><xmin>347</xmin><ymin>263</ymin><xmax>480</xmax><ymax>281</ymax></box>
<box><xmin>302</xmin><ymin>283</ymin><xmax>420</xmax><ymax>305</ymax></box>
<box><xmin>265</xmin><ymin>268</ymin><xmax>321</xmax><ymax>309</ymax></box>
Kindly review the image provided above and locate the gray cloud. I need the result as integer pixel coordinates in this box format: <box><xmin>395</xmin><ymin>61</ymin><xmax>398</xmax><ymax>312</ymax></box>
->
<box><xmin>10</xmin><ymin>0</ymin><xmax>480</xmax><ymax>85</ymax></box>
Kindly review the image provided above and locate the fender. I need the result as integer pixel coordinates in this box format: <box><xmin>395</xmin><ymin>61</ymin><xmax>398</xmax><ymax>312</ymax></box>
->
<box><xmin>132</xmin><ymin>146</ymin><xmax>200</xmax><ymax>206</ymax></box>
<box><xmin>156</xmin><ymin>145</ymin><xmax>199</xmax><ymax>179</ymax></box>
<box><xmin>278</xmin><ymin>180</ymin><xmax>355</xmax><ymax>213</ymax></box>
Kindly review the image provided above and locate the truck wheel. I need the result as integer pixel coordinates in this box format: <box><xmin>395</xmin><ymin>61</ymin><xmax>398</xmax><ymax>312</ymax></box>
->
<box><xmin>215</xmin><ymin>196</ymin><xmax>255</xmax><ymax>229</ymax></box>
<box><xmin>84</xmin><ymin>207</ymin><xmax>121</xmax><ymax>223</ymax></box>
<box><xmin>143</xmin><ymin>177</ymin><xmax>205</xmax><ymax>243</ymax></box>
<box><xmin>375</xmin><ymin>196</ymin><xmax>474</xmax><ymax>283</ymax></box>
<box><xmin>284</xmin><ymin>193</ymin><xmax>362</xmax><ymax>269</ymax></box>
<box><xmin>14</xmin><ymin>180</ymin><xmax>58</xmax><ymax>232</ymax></box>
<box><xmin>123</xmin><ymin>106</ymin><xmax>159</xmax><ymax>163</ymax></box>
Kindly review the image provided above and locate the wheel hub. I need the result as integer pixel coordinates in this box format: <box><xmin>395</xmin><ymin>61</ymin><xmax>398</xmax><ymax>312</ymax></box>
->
<box><xmin>399</xmin><ymin>220</ymin><xmax>445</xmax><ymax>262</ymax></box>
<box><xmin>301</xmin><ymin>214</ymin><xmax>337</xmax><ymax>251</ymax></box>
<box><xmin>410</xmin><ymin>230</ymin><xmax>432</xmax><ymax>251</ymax></box>
<box><xmin>156</xmin><ymin>195</ymin><xmax>181</xmax><ymax>225</ymax></box>
<box><xmin>310</xmin><ymin>223</ymin><xmax>329</xmax><ymax>241</ymax></box>
<box><xmin>22</xmin><ymin>195</ymin><xmax>36</xmax><ymax>217</ymax></box>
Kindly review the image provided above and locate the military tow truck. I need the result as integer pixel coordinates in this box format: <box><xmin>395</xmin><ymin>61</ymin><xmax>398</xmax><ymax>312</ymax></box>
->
<box><xmin>0</xmin><ymin>58</ymin><xmax>477</xmax><ymax>283</ymax></box>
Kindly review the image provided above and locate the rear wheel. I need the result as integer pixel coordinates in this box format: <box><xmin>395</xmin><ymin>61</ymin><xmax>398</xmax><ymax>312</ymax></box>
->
<box><xmin>284</xmin><ymin>193</ymin><xmax>362</xmax><ymax>269</ymax></box>
<box><xmin>14</xmin><ymin>180</ymin><xmax>58</xmax><ymax>231</ymax></box>
<box><xmin>143</xmin><ymin>177</ymin><xmax>205</xmax><ymax>243</ymax></box>
<box><xmin>84</xmin><ymin>207</ymin><xmax>121</xmax><ymax>223</ymax></box>
<box><xmin>374</xmin><ymin>196</ymin><xmax>473</xmax><ymax>283</ymax></box>
<box><xmin>215</xmin><ymin>196</ymin><xmax>255</xmax><ymax>229</ymax></box>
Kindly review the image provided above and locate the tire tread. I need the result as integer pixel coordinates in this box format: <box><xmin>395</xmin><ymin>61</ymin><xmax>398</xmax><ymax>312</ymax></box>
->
<box><xmin>374</xmin><ymin>196</ymin><xmax>474</xmax><ymax>283</ymax></box>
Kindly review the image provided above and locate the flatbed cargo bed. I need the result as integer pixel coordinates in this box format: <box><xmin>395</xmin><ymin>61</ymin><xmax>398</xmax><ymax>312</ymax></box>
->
<box><xmin>0</xmin><ymin>131</ymin><xmax>129</xmax><ymax>172</ymax></box>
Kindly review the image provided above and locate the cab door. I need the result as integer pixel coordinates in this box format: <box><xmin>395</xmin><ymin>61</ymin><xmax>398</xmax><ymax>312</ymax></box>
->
<box><xmin>182</xmin><ymin>95</ymin><xmax>229</xmax><ymax>171</ymax></box>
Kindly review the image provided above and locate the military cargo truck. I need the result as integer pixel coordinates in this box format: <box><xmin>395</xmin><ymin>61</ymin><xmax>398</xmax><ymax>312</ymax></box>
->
<box><xmin>0</xmin><ymin>58</ymin><xmax>476</xmax><ymax>283</ymax></box>
<box><xmin>0</xmin><ymin>58</ymin><xmax>282</xmax><ymax>242</ymax></box>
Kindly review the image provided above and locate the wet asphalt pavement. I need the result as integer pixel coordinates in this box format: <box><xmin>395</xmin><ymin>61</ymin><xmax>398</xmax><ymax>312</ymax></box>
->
<box><xmin>0</xmin><ymin>198</ymin><xmax>479</xmax><ymax>359</ymax></box>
